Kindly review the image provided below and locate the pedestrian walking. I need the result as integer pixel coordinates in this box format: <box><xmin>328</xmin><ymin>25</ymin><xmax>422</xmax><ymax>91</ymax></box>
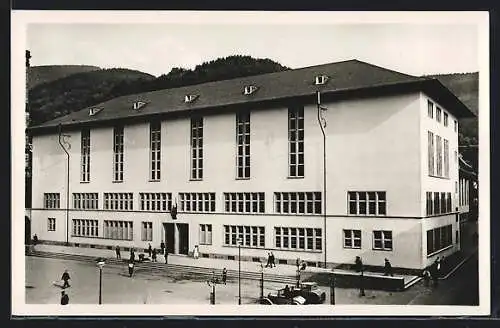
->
<box><xmin>115</xmin><ymin>245</ymin><xmax>121</xmax><ymax>260</ymax></box>
<box><xmin>160</xmin><ymin>240</ymin><xmax>165</xmax><ymax>255</ymax></box>
<box><xmin>165</xmin><ymin>249</ymin><xmax>169</xmax><ymax>264</ymax></box>
<box><xmin>148</xmin><ymin>243</ymin><xmax>152</xmax><ymax>258</ymax></box>
<box><xmin>222</xmin><ymin>268</ymin><xmax>227</xmax><ymax>285</ymax></box>
<box><xmin>60</xmin><ymin>291</ymin><xmax>69</xmax><ymax>305</ymax></box>
<box><xmin>32</xmin><ymin>234</ymin><xmax>38</xmax><ymax>245</ymax></box>
<box><xmin>355</xmin><ymin>256</ymin><xmax>363</xmax><ymax>272</ymax></box>
<box><xmin>193</xmin><ymin>245</ymin><xmax>199</xmax><ymax>259</ymax></box>
<box><xmin>266</xmin><ymin>253</ymin><xmax>272</xmax><ymax>268</ymax></box>
<box><xmin>61</xmin><ymin>269</ymin><xmax>71</xmax><ymax>288</ymax></box>
<box><xmin>152</xmin><ymin>248</ymin><xmax>157</xmax><ymax>262</ymax></box>
<box><xmin>270</xmin><ymin>252</ymin><xmax>276</xmax><ymax>268</ymax></box>
<box><xmin>130</xmin><ymin>248</ymin><xmax>135</xmax><ymax>263</ymax></box>
<box><xmin>431</xmin><ymin>263</ymin><xmax>439</xmax><ymax>287</ymax></box>
<box><xmin>422</xmin><ymin>267</ymin><xmax>431</xmax><ymax>287</ymax></box>
<box><xmin>384</xmin><ymin>258</ymin><xmax>394</xmax><ymax>277</ymax></box>
<box><xmin>128</xmin><ymin>261</ymin><xmax>135</xmax><ymax>277</ymax></box>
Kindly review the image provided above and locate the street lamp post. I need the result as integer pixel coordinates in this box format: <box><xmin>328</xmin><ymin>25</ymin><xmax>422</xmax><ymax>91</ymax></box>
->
<box><xmin>259</xmin><ymin>262</ymin><xmax>264</xmax><ymax>300</ymax></box>
<box><xmin>207</xmin><ymin>270</ymin><xmax>218</xmax><ymax>305</ymax></box>
<box><xmin>359</xmin><ymin>265</ymin><xmax>366</xmax><ymax>297</ymax></box>
<box><xmin>316</xmin><ymin>91</ymin><xmax>327</xmax><ymax>268</ymax></box>
<box><xmin>97</xmin><ymin>260</ymin><xmax>105</xmax><ymax>304</ymax></box>
<box><xmin>330</xmin><ymin>274</ymin><xmax>336</xmax><ymax>305</ymax></box>
<box><xmin>237</xmin><ymin>237</ymin><xmax>242</xmax><ymax>305</ymax></box>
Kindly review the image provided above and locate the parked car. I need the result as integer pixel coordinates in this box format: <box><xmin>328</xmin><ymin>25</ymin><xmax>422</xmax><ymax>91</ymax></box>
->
<box><xmin>266</xmin><ymin>282</ymin><xmax>325</xmax><ymax>305</ymax></box>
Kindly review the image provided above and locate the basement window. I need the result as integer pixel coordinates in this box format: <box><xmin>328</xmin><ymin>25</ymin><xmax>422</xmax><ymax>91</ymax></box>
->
<box><xmin>88</xmin><ymin>108</ymin><xmax>103</xmax><ymax>116</ymax></box>
<box><xmin>133</xmin><ymin>101</ymin><xmax>147</xmax><ymax>110</ymax></box>
<box><xmin>243</xmin><ymin>85</ymin><xmax>258</xmax><ymax>95</ymax></box>
<box><xmin>184</xmin><ymin>94</ymin><xmax>199</xmax><ymax>103</ymax></box>
<box><xmin>314</xmin><ymin>75</ymin><xmax>329</xmax><ymax>85</ymax></box>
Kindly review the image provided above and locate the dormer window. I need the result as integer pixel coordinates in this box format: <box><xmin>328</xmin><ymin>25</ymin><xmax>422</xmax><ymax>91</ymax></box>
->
<box><xmin>314</xmin><ymin>75</ymin><xmax>329</xmax><ymax>85</ymax></box>
<box><xmin>243</xmin><ymin>85</ymin><xmax>258</xmax><ymax>95</ymax></box>
<box><xmin>185</xmin><ymin>94</ymin><xmax>199</xmax><ymax>103</ymax></box>
<box><xmin>133</xmin><ymin>101</ymin><xmax>146</xmax><ymax>110</ymax></box>
<box><xmin>88</xmin><ymin>108</ymin><xmax>102</xmax><ymax>116</ymax></box>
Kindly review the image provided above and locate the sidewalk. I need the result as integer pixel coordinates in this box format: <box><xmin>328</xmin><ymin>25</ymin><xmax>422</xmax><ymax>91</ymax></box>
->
<box><xmin>30</xmin><ymin>243</ymin><xmax>418</xmax><ymax>286</ymax></box>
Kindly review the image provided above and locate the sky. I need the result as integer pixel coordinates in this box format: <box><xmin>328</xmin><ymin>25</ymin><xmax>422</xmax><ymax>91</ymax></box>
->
<box><xmin>26</xmin><ymin>19</ymin><xmax>480</xmax><ymax>78</ymax></box>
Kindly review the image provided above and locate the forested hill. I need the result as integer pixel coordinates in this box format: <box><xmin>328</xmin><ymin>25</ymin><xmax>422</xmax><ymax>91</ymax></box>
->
<box><xmin>27</xmin><ymin>55</ymin><xmax>289</xmax><ymax>126</ymax></box>
<box><xmin>27</xmin><ymin>65</ymin><xmax>101</xmax><ymax>90</ymax></box>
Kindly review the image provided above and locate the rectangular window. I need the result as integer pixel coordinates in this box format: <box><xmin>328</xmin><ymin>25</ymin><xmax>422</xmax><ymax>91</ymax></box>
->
<box><xmin>72</xmin><ymin>193</ymin><xmax>99</xmax><ymax>210</ymax></box>
<box><xmin>199</xmin><ymin>224</ymin><xmax>212</xmax><ymax>245</ymax></box>
<box><xmin>139</xmin><ymin>193</ymin><xmax>172</xmax><ymax>211</ymax></box>
<box><xmin>443</xmin><ymin>112</ymin><xmax>449</xmax><ymax>127</ymax></box>
<box><xmin>434</xmin><ymin>192</ymin><xmax>440</xmax><ymax>215</ymax></box>
<box><xmin>288</xmin><ymin>105</ymin><xmax>304</xmax><ymax>177</ymax></box>
<box><xmin>72</xmin><ymin>219</ymin><xmax>99</xmax><ymax>237</ymax></box>
<box><xmin>428</xmin><ymin>131</ymin><xmax>435</xmax><ymax>176</ymax></box>
<box><xmin>447</xmin><ymin>192</ymin><xmax>452</xmax><ymax>212</ymax></box>
<box><xmin>436</xmin><ymin>135</ymin><xmax>443</xmax><ymax>177</ymax></box>
<box><xmin>343</xmin><ymin>229</ymin><xmax>361</xmax><ymax>249</ymax></box>
<box><xmin>444</xmin><ymin>139</ymin><xmax>449</xmax><ymax>178</ymax></box>
<box><xmin>44</xmin><ymin>193</ymin><xmax>61</xmax><ymax>209</ymax></box>
<box><xmin>427</xmin><ymin>225</ymin><xmax>453</xmax><ymax>255</ymax></box>
<box><xmin>426</xmin><ymin>192</ymin><xmax>433</xmax><ymax>216</ymax></box>
<box><xmin>428</xmin><ymin>100</ymin><xmax>434</xmax><ymax>118</ymax></box>
<box><xmin>224</xmin><ymin>192</ymin><xmax>265</xmax><ymax>213</ymax></box>
<box><xmin>141</xmin><ymin>221</ymin><xmax>153</xmax><ymax>241</ymax></box>
<box><xmin>47</xmin><ymin>218</ymin><xmax>56</xmax><ymax>231</ymax></box>
<box><xmin>274</xmin><ymin>192</ymin><xmax>321</xmax><ymax>214</ymax></box>
<box><xmin>436</xmin><ymin>107</ymin><xmax>442</xmax><ymax>123</ymax></box>
<box><xmin>81</xmin><ymin>129</ymin><xmax>90</xmax><ymax>182</ymax></box>
<box><xmin>179</xmin><ymin>192</ymin><xmax>215</xmax><ymax>212</ymax></box>
<box><xmin>373</xmin><ymin>230</ymin><xmax>393</xmax><ymax>251</ymax></box>
<box><xmin>348</xmin><ymin>191</ymin><xmax>386</xmax><ymax>216</ymax></box>
<box><xmin>104</xmin><ymin>220</ymin><xmax>133</xmax><ymax>240</ymax></box>
<box><xmin>236</xmin><ymin>111</ymin><xmax>250</xmax><ymax>179</ymax></box>
<box><xmin>454</xmin><ymin>120</ymin><xmax>458</xmax><ymax>132</ymax></box>
<box><xmin>223</xmin><ymin>225</ymin><xmax>264</xmax><ymax>248</ymax></box>
<box><xmin>275</xmin><ymin>227</ymin><xmax>322</xmax><ymax>251</ymax></box>
<box><xmin>191</xmin><ymin>117</ymin><xmax>203</xmax><ymax>180</ymax></box>
<box><xmin>150</xmin><ymin>122</ymin><xmax>161</xmax><ymax>181</ymax></box>
<box><xmin>104</xmin><ymin>193</ymin><xmax>133</xmax><ymax>211</ymax></box>
<box><xmin>113</xmin><ymin>126</ymin><xmax>124</xmax><ymax>181</ymax></box>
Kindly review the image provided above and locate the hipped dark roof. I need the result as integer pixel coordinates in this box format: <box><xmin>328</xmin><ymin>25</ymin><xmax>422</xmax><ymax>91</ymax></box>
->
<box><xmin>28</xmin><ymin>59</ymin><xmax>475</xmax><ymax>134</ymax></box>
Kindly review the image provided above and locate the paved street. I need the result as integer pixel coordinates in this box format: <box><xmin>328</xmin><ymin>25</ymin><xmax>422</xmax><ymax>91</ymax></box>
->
<box><xmin>26</xmin><ymin>251</ymin><xmax>478</xmax><ymax>306</ymax></box>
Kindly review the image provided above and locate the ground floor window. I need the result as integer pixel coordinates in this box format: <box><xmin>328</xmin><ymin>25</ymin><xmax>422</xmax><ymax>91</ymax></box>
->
<box><xmin>199</xmin><ymin>224</ymin><xmax>212</xmax><ymax>245</ymax></box>
<box><xmin>104</xmin><ymin>220</ymin><xmax>133</xmax><ymax>240</ymax></box>
<box><xmin>72</xmin><ymin>219</ymin><xmax>99</xmax><ymax>237</ymax></box>
<box><xmin>274</xmin><ymin>227</ymin><xmax>322</xmax><ymax>251</ymax></box>
<box><xmin>343</xmin><ymin>229</ymin><xmax>361</xmax><ymax>249</ymax></box>
<box><xmin>224</xmin><ymin>225</ymin><xmax>265</xmax><ymax>248</ymax></box>
<box><xmin>427</xmin><ymin>224</ymin><xmax>453</xmax><ymax>255</ymax></box>
<box><xmin>141</xmin><ymin>221</ymin><xmax>153</xmax><ymax>241</ymax></box>
<box><xmin>47</xmin><ymin>218</ymin><xmax>56</xmax><ymax>231</ymax></box>
<box><xmin>373</xmin><ymin>230</ymin><xmax>393</xmax><ymax>251</ymax></box>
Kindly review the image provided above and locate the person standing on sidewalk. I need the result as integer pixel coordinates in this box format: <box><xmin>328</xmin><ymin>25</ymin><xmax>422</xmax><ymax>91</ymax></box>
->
<box><xmin>160</xmin><ymin>241</ymin><xmax>165</xmax><ymax>255</ymax></box>
<box><xmin>270</xmin><ymin>252</ymin><xmax>276</xmax><ymax>268</ymax></box>
<box><xmin>266</xmin><ymin>253</ymin><xmax>272</xmax><ymax>268</ymax></box>
<box><xmin>193</xmin><ymin>245</ymin><xmax>199</xmax><ymax>259</ymax></box>
<box><xmin>130</xmin><ymin>248</ymin><xmax>135</xmax><ymax>263</ymax></box>
<box><xmin>128</xmin><ymin>260</ymin><xmax>135</xmax><ymax>277</ymax></box>
<box><xmin>152</xmin><ymin>248</ymin><xmax>157</xmax><ymax>262</ymax></box>
<box><xmin>32</xmin><ymin>234</ymin><xmax>38</xmax><ymax>246</ymax></box>
<box><xmin>222</xmin><ymin>268</ymin><xmax>227</xmax><ymax>285</ymax></box>
<box><xmin>115</xmin><ymin>245</ymin><xmax>121</xmax><ymax>260</ymax></box>
<box><xmin>61</xmin><ymin>269</ymin><xmax>71</xmax><ymax>288</ymax></box>
<box><xmin>60</xmin><ymin>291</ymin><xmax>69</xmax><ymax>305</ymax></box>
<box><xmin>148</xmin><ymin>243</ymin><xmax>152</xmax><ymax>258</ymax></box>
<box><xmin>165</xmin><ymin>249</ymin><xmax>169</xmax><ymax>264</ymax></box>
<box><xmin>384</xmin><ymin>258</ymin><xmax>394</xmax><ymax>277</ymax></box>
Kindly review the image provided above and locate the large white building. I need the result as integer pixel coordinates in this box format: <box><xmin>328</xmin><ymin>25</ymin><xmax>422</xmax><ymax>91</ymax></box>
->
<box><xmin>27</xmin><ymin>60</ymin><xmax>475</xmax><ymax>271</ymax></box>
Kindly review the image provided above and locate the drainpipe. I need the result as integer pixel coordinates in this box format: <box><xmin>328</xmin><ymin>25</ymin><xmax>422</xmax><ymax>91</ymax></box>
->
<box><xmin>58</xmin><ymin>124</ymin><xmax>70</xmax><ymax>246</ymax></box>
<box><xmin>316</xmin><ymin>91</ymin><xmax>327</xmax><ymax>268</ymax></box>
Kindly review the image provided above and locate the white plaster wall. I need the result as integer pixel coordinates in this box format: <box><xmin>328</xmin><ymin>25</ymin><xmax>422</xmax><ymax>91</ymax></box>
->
<box><xmin>420</xmin><ymin>93</ymin><xmax>460</xmax><ymax>215</ymax></box>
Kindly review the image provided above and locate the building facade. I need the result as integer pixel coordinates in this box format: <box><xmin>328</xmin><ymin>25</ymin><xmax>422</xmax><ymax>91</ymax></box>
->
<box><xmin>28</xmin><ymin>60</ymin><xmax>474</xmax><ymax>270</ymax></box>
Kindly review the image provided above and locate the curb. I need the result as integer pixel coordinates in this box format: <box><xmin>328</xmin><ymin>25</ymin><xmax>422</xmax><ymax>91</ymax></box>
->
<box><xmin>439</xmin><ymin>248</ymin><xmax>478</xmax><ymax>280</ymax></box>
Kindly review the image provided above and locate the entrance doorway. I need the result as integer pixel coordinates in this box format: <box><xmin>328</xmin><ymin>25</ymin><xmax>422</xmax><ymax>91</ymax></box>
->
<box><xmin>163</xmin><ymin>223</ymin><xmax>189</xmax><ymax>255</ymax></box>
<box><xmin>177</xmin><ymin>223</ymin><xmax>189</xmax><ymax>255</ymax></box>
